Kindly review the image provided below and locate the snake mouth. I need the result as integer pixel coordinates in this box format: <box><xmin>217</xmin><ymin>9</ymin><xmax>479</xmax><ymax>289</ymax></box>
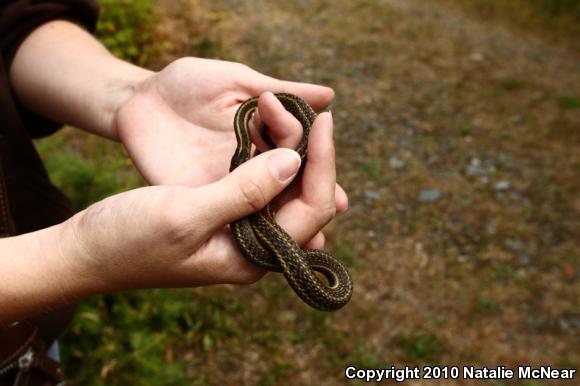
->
<box><xmin>312</xmin><ymin>265</ymin><xmax>340</xmax><ymax>289</ymax></box>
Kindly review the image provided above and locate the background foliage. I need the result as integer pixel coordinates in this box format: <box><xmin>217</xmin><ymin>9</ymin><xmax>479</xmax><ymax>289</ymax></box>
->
<box><xmin>95</xmin><ymin>0</ymin><xmax>156</xmax><ymax>64</ymax></box>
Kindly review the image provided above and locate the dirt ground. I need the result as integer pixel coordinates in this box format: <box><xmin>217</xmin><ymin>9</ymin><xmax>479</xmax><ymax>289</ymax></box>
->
<box><xmin>144</xmin><ymin>0</ymin><xmax>580</xmax><ymax>384</ymax></box>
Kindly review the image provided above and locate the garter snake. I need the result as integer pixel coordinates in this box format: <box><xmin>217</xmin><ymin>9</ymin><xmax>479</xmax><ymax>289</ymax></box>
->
<box><xmin>229</xmin><ymin>93</ymin><xmax>353</xmax><ymax>311</ymax></box>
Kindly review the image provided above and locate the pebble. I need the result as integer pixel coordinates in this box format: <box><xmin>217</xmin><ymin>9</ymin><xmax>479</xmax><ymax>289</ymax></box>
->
<box><xmin>469</xmin><ymin>52</ymin><xmax>485</xmax><ymax>62</ymax></box>
<box><xmin>486</xmin><ymin>222</ymin><xmax>497</xmax><ymax>235</ymax></box>
<box><xmin>466</xmin><ymin>164</ymin><xmax>484</xmax><ymax>176</ymax></box>
<box><xmin>389</xmin><ymin>156</ymin><xmax>405</xmax><ymax>169</ymax></box>
<box><xmin>559</xmin><ymin>315</ymin><xmax>580</xmax><ymax>334</ymax></box>
<box><xmin>518</xmin><ymin>254</ymin><xmax>532</xmax><ymax>265</ymax></box>
<box><xmin>495</xmin><ymin>180</ymin><xmax>511</xmax><ymax>191</ymax></box>
<box><xmin>457</xmin><ymin>255</ymin><xmax>472</xmax><ymax>263</ymax></box>
<box><xmin>498</xmin><ymin>152</ymin><xmax>510</xmax><ymax>163</ymax></box>
<box><xmin>364</xmin><ymin>190</ymin><xmax>381</xmax><ymax>201</ymax></box>
<box><xmin>417</xmin><ymin>188</ymin><xmax>442</xmax><ymax>203</ymax></box>
<box><xmin>466</xmin><ymin>158</ymin><xmax>484</xmax><ymax>176</ymax></box>
<box><xmin>505</xmin><ymin>239</ymin><xmax>525</xmax><ymax>251</ymax></box>
<box><xmin>510</xmin><ymin>115</ymin><xmax>523</xmax><ymax>124</ymax></box>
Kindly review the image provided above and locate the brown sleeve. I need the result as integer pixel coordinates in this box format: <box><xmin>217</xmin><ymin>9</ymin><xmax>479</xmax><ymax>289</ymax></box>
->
<box><xmin>0</xmin><ymin>0</ymin><xmax>100</xmax><ymax>137</ymax></box>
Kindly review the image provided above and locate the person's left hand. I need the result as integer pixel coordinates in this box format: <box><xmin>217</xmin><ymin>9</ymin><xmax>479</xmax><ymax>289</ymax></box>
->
<box><xmin>115</xmin><ymin>57</ymin><xmax>336</xmax><ymax>187</ymax></box>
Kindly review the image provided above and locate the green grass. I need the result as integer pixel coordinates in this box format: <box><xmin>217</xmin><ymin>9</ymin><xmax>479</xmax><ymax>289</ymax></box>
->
<box><xmin>557</xmin><ymin>95</ymin><xmax>580</xmax><ymax>109</ymax></box>
<box><xmin>258</xmin><ymin>365</ymin><xmax>292</xmax><ymax>386</ymax></box>
<box><xmin>62</xmin><ymin>291</ymin><xmax>191</xmax><ymax>385</ymax></box>
<box><xmin>360</xmin><ymin>160</ymin><xmax>382</xmax><ymax>181</ymax></box>
<box><xmin>499</xmin><ymin>78</ymin><xmax>526</xmax><ymax>91</ymax></box>
<box><xmin>460</xmin><ymin>125</ymin><xmax>474</xmax><ymax>136</ymax></box>
<box><xmin>352</xmin><ymin>343</ymin><xmax>386</xmax><ymax>368</ymax></box>
<box><xmin>60</xmin><ymin>290</ymin><xmax>249</xmax><ymax>385</ymax></box>
<box><xmin>37</xmin><ymin>136</ymin><xmax>143</xmax><ymax>210</ymax></box>
<box><xmin>96</xmin><ymin>0</ymin><xmax>157</xmax><ymax>65</ymax></box>
<box><xmin>396</xmin><ymin>329</ymin><xmax>444</xmax><ymax>363</ymax></box>
<box><xmin>476</xmin><ymin>299</ymin><xmax>499</xmax><ymax>314</ymax></box>
<box><xmin>331</xmin><ymin>236</ymin><xmax>357</xmax><ymax>267</ymax></box>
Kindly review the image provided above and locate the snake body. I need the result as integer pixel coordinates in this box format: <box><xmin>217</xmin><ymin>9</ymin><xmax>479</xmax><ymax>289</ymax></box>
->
<box><xmin>229</xmin><ymin>93</ymin><xmax>353</xmax><ymax>311</ymax></box>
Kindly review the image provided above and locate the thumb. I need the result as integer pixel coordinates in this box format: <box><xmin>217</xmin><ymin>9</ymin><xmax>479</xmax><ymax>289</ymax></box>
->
<box><xmin>198</xmin><ymin>148</ymin><xmax>301</xmax><ymax>227</ymax></box>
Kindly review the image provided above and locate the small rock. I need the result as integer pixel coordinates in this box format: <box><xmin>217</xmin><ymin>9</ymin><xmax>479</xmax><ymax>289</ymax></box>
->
<box><xmin>364</xmin><ymin>190</ymin><xmax>380</xmax><ymax>201</ymax></box>
<box><xmin>559</xmin><ymin>315</ymin><xmax>580</xmax><ymax>334</ymax></box>
<box><xmin>418</xmin><ymin>188</ymin><xmax>442</xmax><ymax>203</ymax></box>
<box><xmin>510</xmin><ymin>115</ymin><xmax>523</xmax><ymax>124</ymax></box>
<box><xmin>457</xmin><ymin>255</ymin><xmax>472</xmax><ymax>263</ymax></box>
<box><xmin>486</xmin><ymin>222</ymin><xmax>497</xmax><ymax>235</ymax></box>
<box><xmin>518</xmin><ymin>254</ymin><xmax>532</xmax><ymax>265</ymax></box>
<box><xmin>338</xmin><ymin>111</ymin><xmax>349</xmax><ymax>119</ymax></box>
<box><xmin>389</xmin><ymin>156</ymin><xmax>405</xmax><ymax>169</ymax></box>
<box><xmin>498</xmin><ymin>152</ymin><xmax>510</xmax><ymax>163</ymax></box>
<box><xmin>466</xmin><ymin>162</ymin><xmax>484</xmax><ymax>176</ymax></box>
<box><xmin>505</xmin><ymin>239</ymin><xmax>525</xmax><ymax>251</ymax></box>
<box><xmin>495</xmin><ymin>180</ymin><xmax>511</xmax><ymax>191</ymax></box>
<box><xmin>469</xmin><ymin>52</ymin><xmax>485</xmax><ymax>62</ymax></box>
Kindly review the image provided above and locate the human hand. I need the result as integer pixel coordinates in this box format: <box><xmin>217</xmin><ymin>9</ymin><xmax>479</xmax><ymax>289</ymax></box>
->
<box><xmin>115</xmin><ymin>58</ymin><xmax>348</xmax><ymax>244</ymax></box>
<box><xmin>116</xmin><ymin>57</ymin><xmax>333</xmax><ymax>186</ymax></box>
<box><xmin>60</xmin><ymin>111</ymin><xmax>340</xmax><ymax>292</ymax></box>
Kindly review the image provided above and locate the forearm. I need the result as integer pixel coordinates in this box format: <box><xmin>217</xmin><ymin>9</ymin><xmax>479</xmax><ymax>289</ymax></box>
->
<box><xmin>0</xmin><ymin>222</ymin><xmax>95</xmax><ymax>325</ymax></box>
<box><xmin>9</xmin><ymin>20</ymin><xmax>153</xmax><ymax>140</ymax></box>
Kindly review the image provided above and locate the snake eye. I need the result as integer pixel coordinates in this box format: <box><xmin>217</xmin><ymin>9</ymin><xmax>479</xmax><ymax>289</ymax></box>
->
<box><xmin>312</xmin><ymin>265</ymin><xmax>340</xmax><ymax>289</ymax></box>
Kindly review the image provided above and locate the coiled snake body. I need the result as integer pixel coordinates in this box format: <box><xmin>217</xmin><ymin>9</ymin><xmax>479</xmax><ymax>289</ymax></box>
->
<box><xmin>229</xmin><ymin>93</ymin><xmax>353</xmax><ymax>311</ymax></box>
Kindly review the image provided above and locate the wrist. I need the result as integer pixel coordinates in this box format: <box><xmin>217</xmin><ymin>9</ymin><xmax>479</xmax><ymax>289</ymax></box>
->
<box><xmin>0</xmin><ymin>221</ymin><xmax>96</xmax><ymax>323</ymax></box>
<box><xmin>100</xmin><ymin>61</ymin><xmax>155</xmax><ymax>140</ymax></box>
<box><xmin>52</xmin><ymin>212</ymin><xmax>111</xmax><ymax>297</ymax></box>
<box><xmin>9</xmin><ymin>20</ymin><xmax>155</xmax><ymax>139</ymax></box>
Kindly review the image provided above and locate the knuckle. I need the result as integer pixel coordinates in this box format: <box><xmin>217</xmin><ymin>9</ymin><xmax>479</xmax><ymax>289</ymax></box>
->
<box><xmin>237</xmin><ymin>177</ymin><xmax>268</xmax><ymax>213</ymax></box>
<box><xmin>237</xmin><ymin>62</ymin><xmax>252</xmax><ymax>71</ymax></box>
<box><xmin>317</xmin><ymin>203</ymin><xmax>337</xmax><ymax>226</ymax></box>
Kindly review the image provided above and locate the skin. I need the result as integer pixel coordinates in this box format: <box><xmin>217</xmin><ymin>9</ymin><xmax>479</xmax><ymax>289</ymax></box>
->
<box><xmin>0</xmin><ymin>21</ymin><xmax>347</xmax><ymax>324</ymax></box>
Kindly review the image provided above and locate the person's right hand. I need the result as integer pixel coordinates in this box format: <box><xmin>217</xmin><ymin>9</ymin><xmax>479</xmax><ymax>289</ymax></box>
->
<box><xmin>58</xmin><ymin>112</ymin><xmax>338</xmax><ymax>295</ymax></box>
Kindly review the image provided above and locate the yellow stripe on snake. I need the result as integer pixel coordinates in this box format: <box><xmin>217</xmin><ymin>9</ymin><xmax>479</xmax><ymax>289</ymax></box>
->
<box><xmin>229</xmin><ymin>93</ymin><xmax>353</xmax><ymax>311</ymax></box>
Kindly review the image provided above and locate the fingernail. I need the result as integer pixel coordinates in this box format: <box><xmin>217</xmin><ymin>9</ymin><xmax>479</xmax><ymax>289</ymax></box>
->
<box><xmin>323</xmin><ymin>111</ymin><xmax>334</xmax><ymax>138</ymax></box>
<box><xmin>267</xmin><ymin>149</ymin><xmax>301</xmax><ymax>182</ymax></box>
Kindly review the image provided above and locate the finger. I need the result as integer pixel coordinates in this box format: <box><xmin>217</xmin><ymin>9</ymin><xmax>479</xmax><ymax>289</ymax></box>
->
<box><xmin>300</xmin><ymin>112</ymin><xmax>336</xmax><ymax>212</ymax></box>
<box><xmin>196</xmin><ymin>148</ymin><xmax>301</xmax><ymax>227</ymax></box>
<box><xmin>258</xmin><ymin>92</ymin><xmax>304</xmax><ymax>149</ymax></box>
<box><xmin>335</xmin><ymin>184</ymin><xmax>349</xmax><ymax>214</ymax></box>
<box><xmin>270</xmin><ymin>180</ymin><xmax>347</xmax><ymax>216</ymax></box>
<box><xmin>248</xmin><ymin>109</ymin><xmax>271</xmax><ymax>152</ymax></box>
<box><xmin>271</xmin><ymin>112</ymin><xmax>336</xmax><ymax>244</ymax></box>
<box><xmin>304</xmin><ymin>231</ymin><xmax>326</xmax><ymax>249</ymax></box>
<box><xmin>246</xmin><ymin>71</ymin><xmax>335</xmax><ymax>111</ymax></box>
